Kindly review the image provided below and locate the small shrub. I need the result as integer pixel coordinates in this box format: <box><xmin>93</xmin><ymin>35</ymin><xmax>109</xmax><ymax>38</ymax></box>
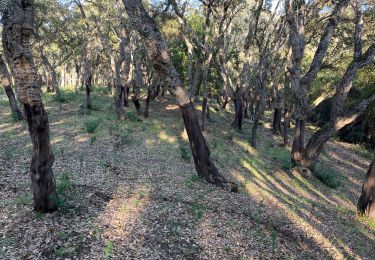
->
<box><xmin>103</xmin><ymin>240</ymin><xmax>113</xmax><ymax>260</ymax></box>
<box><xmin>185</xmin><ymin>175</ymin><xmax>201</xmax><ymax>188</ymax></box>
<box><xmin>14</xmin><ymin>193</ymin><xmax>32</xmax><ymax>206</ymax></box>
<box><xmin>313</xmin><ymin>164</ymin><xmax>340</xmax><ymax>189</ymax></box>
<box><xmin>125</xmin><ymin>111</ymin><xmax>138</xmax><ymax>122</ymax></box>
<box><xmin>180</xmin><ymin>145</ymin><xmax>191</xmax><ymax>161</ymax></box>
<box><xmin>56</xmin><ymin>172</ymin><xmax>71</xmax><ymax>195</ymax></box>
<box><xmin>190</xmin><ymin>201</ymin><xmax>206</xmax><ymax>220</ymax></box>
<box><xmin>271</xmin><ymin>147</ymin><xmax>292</xmax><ymax>170</ymax></box>
<box><xmin>84</xmin><ymin>118</ymin><xmax>100</xmax><ymax>133</ymax></box>
<box><xmin>55</xmin><ymin>91</ymin><xmax>77</xmax><ymax>103</ymax></box>
<box><xmin>90</xmin><ymin>135</ymin><xmax>97</xmax><ymax>144</ymax></box>
<box><xmin>225</xmin><ymin>129</ymin><xmax>236</xmax><ymax>141</ymax></box>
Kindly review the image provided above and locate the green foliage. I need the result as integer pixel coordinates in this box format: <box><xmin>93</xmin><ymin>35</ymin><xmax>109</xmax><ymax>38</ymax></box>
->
<box><xmin>84</xmin><ymin>117</ymin><xmax>100</xmax><ymax>133</ymax></box>
<box><xmin>313</xmin><ymin>164</ymin><xmax>340</xmax><ymax>189</ymax></box>
<box><xmin>271</xmin><ymin>147</ymin><xmax>292</xmax><ymax>170</ymax></box>
<box><xmin>190</xmin><ymin>201</ymin><xmax>206</xmax><ymax>220</ymax></box>
<box><xmin>14</xmin><ymin>193</ymin><xmax>32</xmax><ymax>206</ymax></box>
<box><xmin>225</xmin><ymin>129</ymin><xmax>237</xmax><ymax>141</ymax></box>
<box><xmin>185</xmin><ymin>175</ymin><xmax>201</xmax><ymax>188</ymax></box>
<box><xmin>179</xmin><ymin>144</ymin><xmax>191</xmax><ymax>161</ymax></box>
<box><xmin>125</xmin><ymin>111</ymin><xmax>138</xmax><ymax>122</ymax></box>
<box><xmin>56</xmin><ymin>172</ymin><xmax>71</xmax><ymax>195</ymax></box>
<box><xmin>55</xmin><ymin>90</ymin><xmax>78</xmax><ymax>103</ymax></box>
<box><xmin>103</xmin><ymin>240</ymin><xmax>113</xmax><ymax>260</ymax></box>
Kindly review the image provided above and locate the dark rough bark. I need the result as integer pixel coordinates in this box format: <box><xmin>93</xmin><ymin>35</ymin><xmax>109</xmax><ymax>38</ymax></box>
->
<box><xmin>358</xmin><ymin>157</ymin><xmax>375</xmax><ymax>218</ymax></box>
<box><xmin>272</xmin><ymin>108</ymin><xmax>283</xmax><ymax>136</ymax></box>
<box><xmin>231</xmin><ymin>89</ymin><xmax>244</xmax><ymax>131</ymax></box>
<box><xmin>301</xmin><ymin>7</ymin><xmax>375</xmax><ymax>168</ymax></box>
<box><xmin>283</xmin><ymin>109</ymin><xmax>292</xmax><ymax>146</ymax></box>
<box><xmin>132</xmin><ymin>46</ymin><xmax>143</xmax><ymax>115</ymax></box>
<box><xmin>251</xmin><ymin>88</ymin><xmax>265</xmax><ymax>148</ymax></box>
<box><xmin>85</xmin><ymin>74</ymin><xmax>93</xmax><ymax>110</ymax></box>
<box><xmin>40</xmin><ymin>52</ymin><xmax>60</xmax><ymax>99</ymax></box>
<box><xmin>123</xmin><ymin>0</ymin><xmax>237</xmax><ymax>191</ymax></box>
<box><xmin>285</xmin><ymin>0</ymin><xmax>350</xmax><ymax>165</ymax></box>
<box><xmin>2</xmin><ymin>0</ymin><xmax>57</xmax><ymax>212</ymax></box>
<box><xmin>291</xmin><ymin>119</ymin><xmax>305</xmax><ymax>165</ymax></box>
<box><xmin>201</xmin><ymin>95</ymin><xmax>208</xmax><ymax>132</ymax></box>
<box><xmin>0</xmin><ymin>56</ymin><xmax>23</xmax><ymax>119</ymax></box>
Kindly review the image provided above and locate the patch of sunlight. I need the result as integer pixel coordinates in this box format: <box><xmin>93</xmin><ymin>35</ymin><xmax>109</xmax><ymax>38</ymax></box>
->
<box><xmin>208</xmin><ymin>106</ymin><xmax>218</xmax><ymax>114</ymax></box>
<box><xmin>51</xmin><ymin>119</ymin><xmax>67</xmax><ymax>126</ymax></box>
<box><xmin>145</xmin><ymin>138</ymin><xmax>156</xmax><ymax>146</ymax></box>
<box><xmin>165</xmin><ymin>104</ymin><xmax>179</xmax><ymax>110</ymax></box>
<box><xmin>51</xmin><ymin>136</ymin><xmax>64</xmax><ymax>145</ymax></box>
<box><xmin>159</xmin><ymin>130</ymin><xmax>177</xmax><ymax>144</ymax></box>
<box><xmin>180</xmin><ymin>129</ymin><xmax>188</xmax><ymax>141</ymax></box>
<box><xmin>75</xmin><ymin>135</ymin><xmax>89</xmax><ymax>143</ymax></box>
<box><xmin>331</xmin><ymin>194</ymin><xmax>354</xmax><ymax>209</ymax></box>
<box><xmin>313</xmin><ymin>95</ymin><xmax>328</xmax><ymax>108</ymax></box>
<box><xmin>233</xmin><ymin>139</ymin><xmax>257</xmax><ymax>155</ymax></box>
<box><xmin>329</xmin><ymin>152</ymin><xmax>367</xmax><ymax>171</ymax></box>
<box><xmin>231</xmin><ymin>170</ymin><xmax>246</xmax><ymax>183</ymax></box>
<box><xmin>292</xmin><ymin>169</ymin><xmax>334</xmax><ymax>204</ymax></box>
<box><xmin>257</xmin><ymin>182</ymin><xmax>347</xmax><ymax>258</ymax></box>
<box><xmin>195</xmin><ymin>105</ymin><xmax>202</xmax><ymax>111</ymax></box>
<box><xmin>241</xmin><ymin>160</ymin><xmax>265</xmax><ymax>180</ymax></box>
<box><xmin>0</xmin><ymin>123</ymin><xmax>18</xmax><ymax>133</ymax></box>
<box><xmin>99</xmin><ymin>185</ymin><xmax>150</xmax><ymax>241</ymax></box>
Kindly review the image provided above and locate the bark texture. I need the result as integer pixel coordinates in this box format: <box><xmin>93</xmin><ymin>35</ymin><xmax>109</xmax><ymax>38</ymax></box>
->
<box><xmin>358</xmin><ymin>157</ymin><xmax>375</xmax><ymax>218</ymax></box>
<box><xmin>123</xmin><ymin>0</ymin><xmax>237</xmax><ymax>191</ymax></box>
<box><xmin>285</xmin><ymin>0</ymin><xmax>350</xmax><ymax>165</ymax></box>
<box><xmin>302</xmin><ymin>6</ymin><xmax>375</xmax><ymax>168</ymax></box>
<box><xmin>0</xmin><ymin>55</ymin><xmax>23</xmax><ymax>119</ymax></box>
<box><xmin>2</xmin><ymin>0</ymin><xmax>57</xmax><ymax>212</ymax></box>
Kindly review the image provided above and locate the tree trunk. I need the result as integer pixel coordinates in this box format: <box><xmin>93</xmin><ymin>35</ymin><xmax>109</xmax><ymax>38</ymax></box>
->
<box><xmin>2</xmin><ymin>0</ymin><xmax>57</xmax><ymax>212</ymax></box>
<box><xmin>358</xmin><ymin>157</ymin><xmax>375</xmax><ymax>218</ymax></box>
<box><xmin>201</xmin><ymin>94</ymin><xmax>208</xmax><ymax>132</ymax></box>
<box><xmin>0</xmin><ymin>56</ymin><xmax>23</xmax><ymax>119</ymax></box>
<box><xmin>123</xmin><ymin>0</ymin><xmax>237</xmax><ymax>191</ymax></box>
<box><xmin>41</xmin><ymin>52</ymin><xmax>60</xmax><ymax>99</ymax></box>
<box><xmin>144</xmin><ymin>85</ymin><xmax>151</xmax><ymax>118</ymax></box>
<box><xmin>251</xmin><ymin>88</ymin><xmax>265</xmax><ymax>148</ymax></box>
<box><xmin>283</xmin><ymin>109</ymin><xmax>292</xmax><ymax>146</ymax></box>
<box><xmin>85</xmin><ymin>74</ymin><xmax>93</xmax><ymax>110</ymax></box>
<box><xmin>132</xmin><ymin>46</ymin><xmax>143</xmax><ymax>115</ymax></box>
<box><xmin>75</xmin><ymin>63</ymin><xmax>81</xmax><ymax>93</ymax></box>
<box><xmin>291</xmin><ymin>119</ymin><xmax>305</xmax><ymax>165</ymax></box>
<box><xmin>4</xmin><ymin>85</ymin><xmax>23</xmax><ymax>120</ymax></box>
<box><xmin>272</xmin><ymin>108</ymin><xmax>283</xmax><ymax>136</ymax></box>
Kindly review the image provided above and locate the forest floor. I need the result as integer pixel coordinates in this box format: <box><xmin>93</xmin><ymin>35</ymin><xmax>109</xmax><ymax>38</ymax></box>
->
<box><xmin>1</xmin><ymin>88</ymin><xmax>375</xmax><ymax>260</ymax></box>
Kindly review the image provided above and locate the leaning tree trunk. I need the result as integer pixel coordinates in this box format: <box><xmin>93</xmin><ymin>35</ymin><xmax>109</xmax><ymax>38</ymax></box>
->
<box><xmin>0</xmin><ymin>55</ymin><xmax>23</xmax><ymax>120</ymax></box>
<box><xmin>123</xmin><ymin>0</ymin><xmax>237</xmax><ymax>191</ymax></box>
<box><xmin>301</xmin><ymin>6</ymin><xmax>375</xmax><ymax>169</ymax></box>
<box><xmin>2</xmin><ymin>0</ymin><xmax>57</xmax><ymax>212</ymax></box>
<box><xmin>358</xmin><ymin>157</ymin><xmax>375</xmax><ymax>218</ymax></box>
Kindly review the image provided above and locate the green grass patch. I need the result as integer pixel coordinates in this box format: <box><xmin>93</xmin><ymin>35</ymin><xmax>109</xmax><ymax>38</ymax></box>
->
<box><xmin>313</xmin><ymin>163</ymin><xmax>340</xmax><ymax>189</ymax></box>
<box><xmin>84</xmin><ymin>117</ymin><xmax>100</xmax><ymax>133</ymax></box>
<box><xmin>271</xmin><ymin>146</ymin><xmax>292</xmax><ymax>170</ymax></box>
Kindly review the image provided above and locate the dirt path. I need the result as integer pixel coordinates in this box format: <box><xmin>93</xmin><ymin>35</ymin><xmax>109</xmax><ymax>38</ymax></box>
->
<box><xmin>1</xmin><ymin>91</ymin><xmax>374</xmax><ymax>259</ymax></box>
